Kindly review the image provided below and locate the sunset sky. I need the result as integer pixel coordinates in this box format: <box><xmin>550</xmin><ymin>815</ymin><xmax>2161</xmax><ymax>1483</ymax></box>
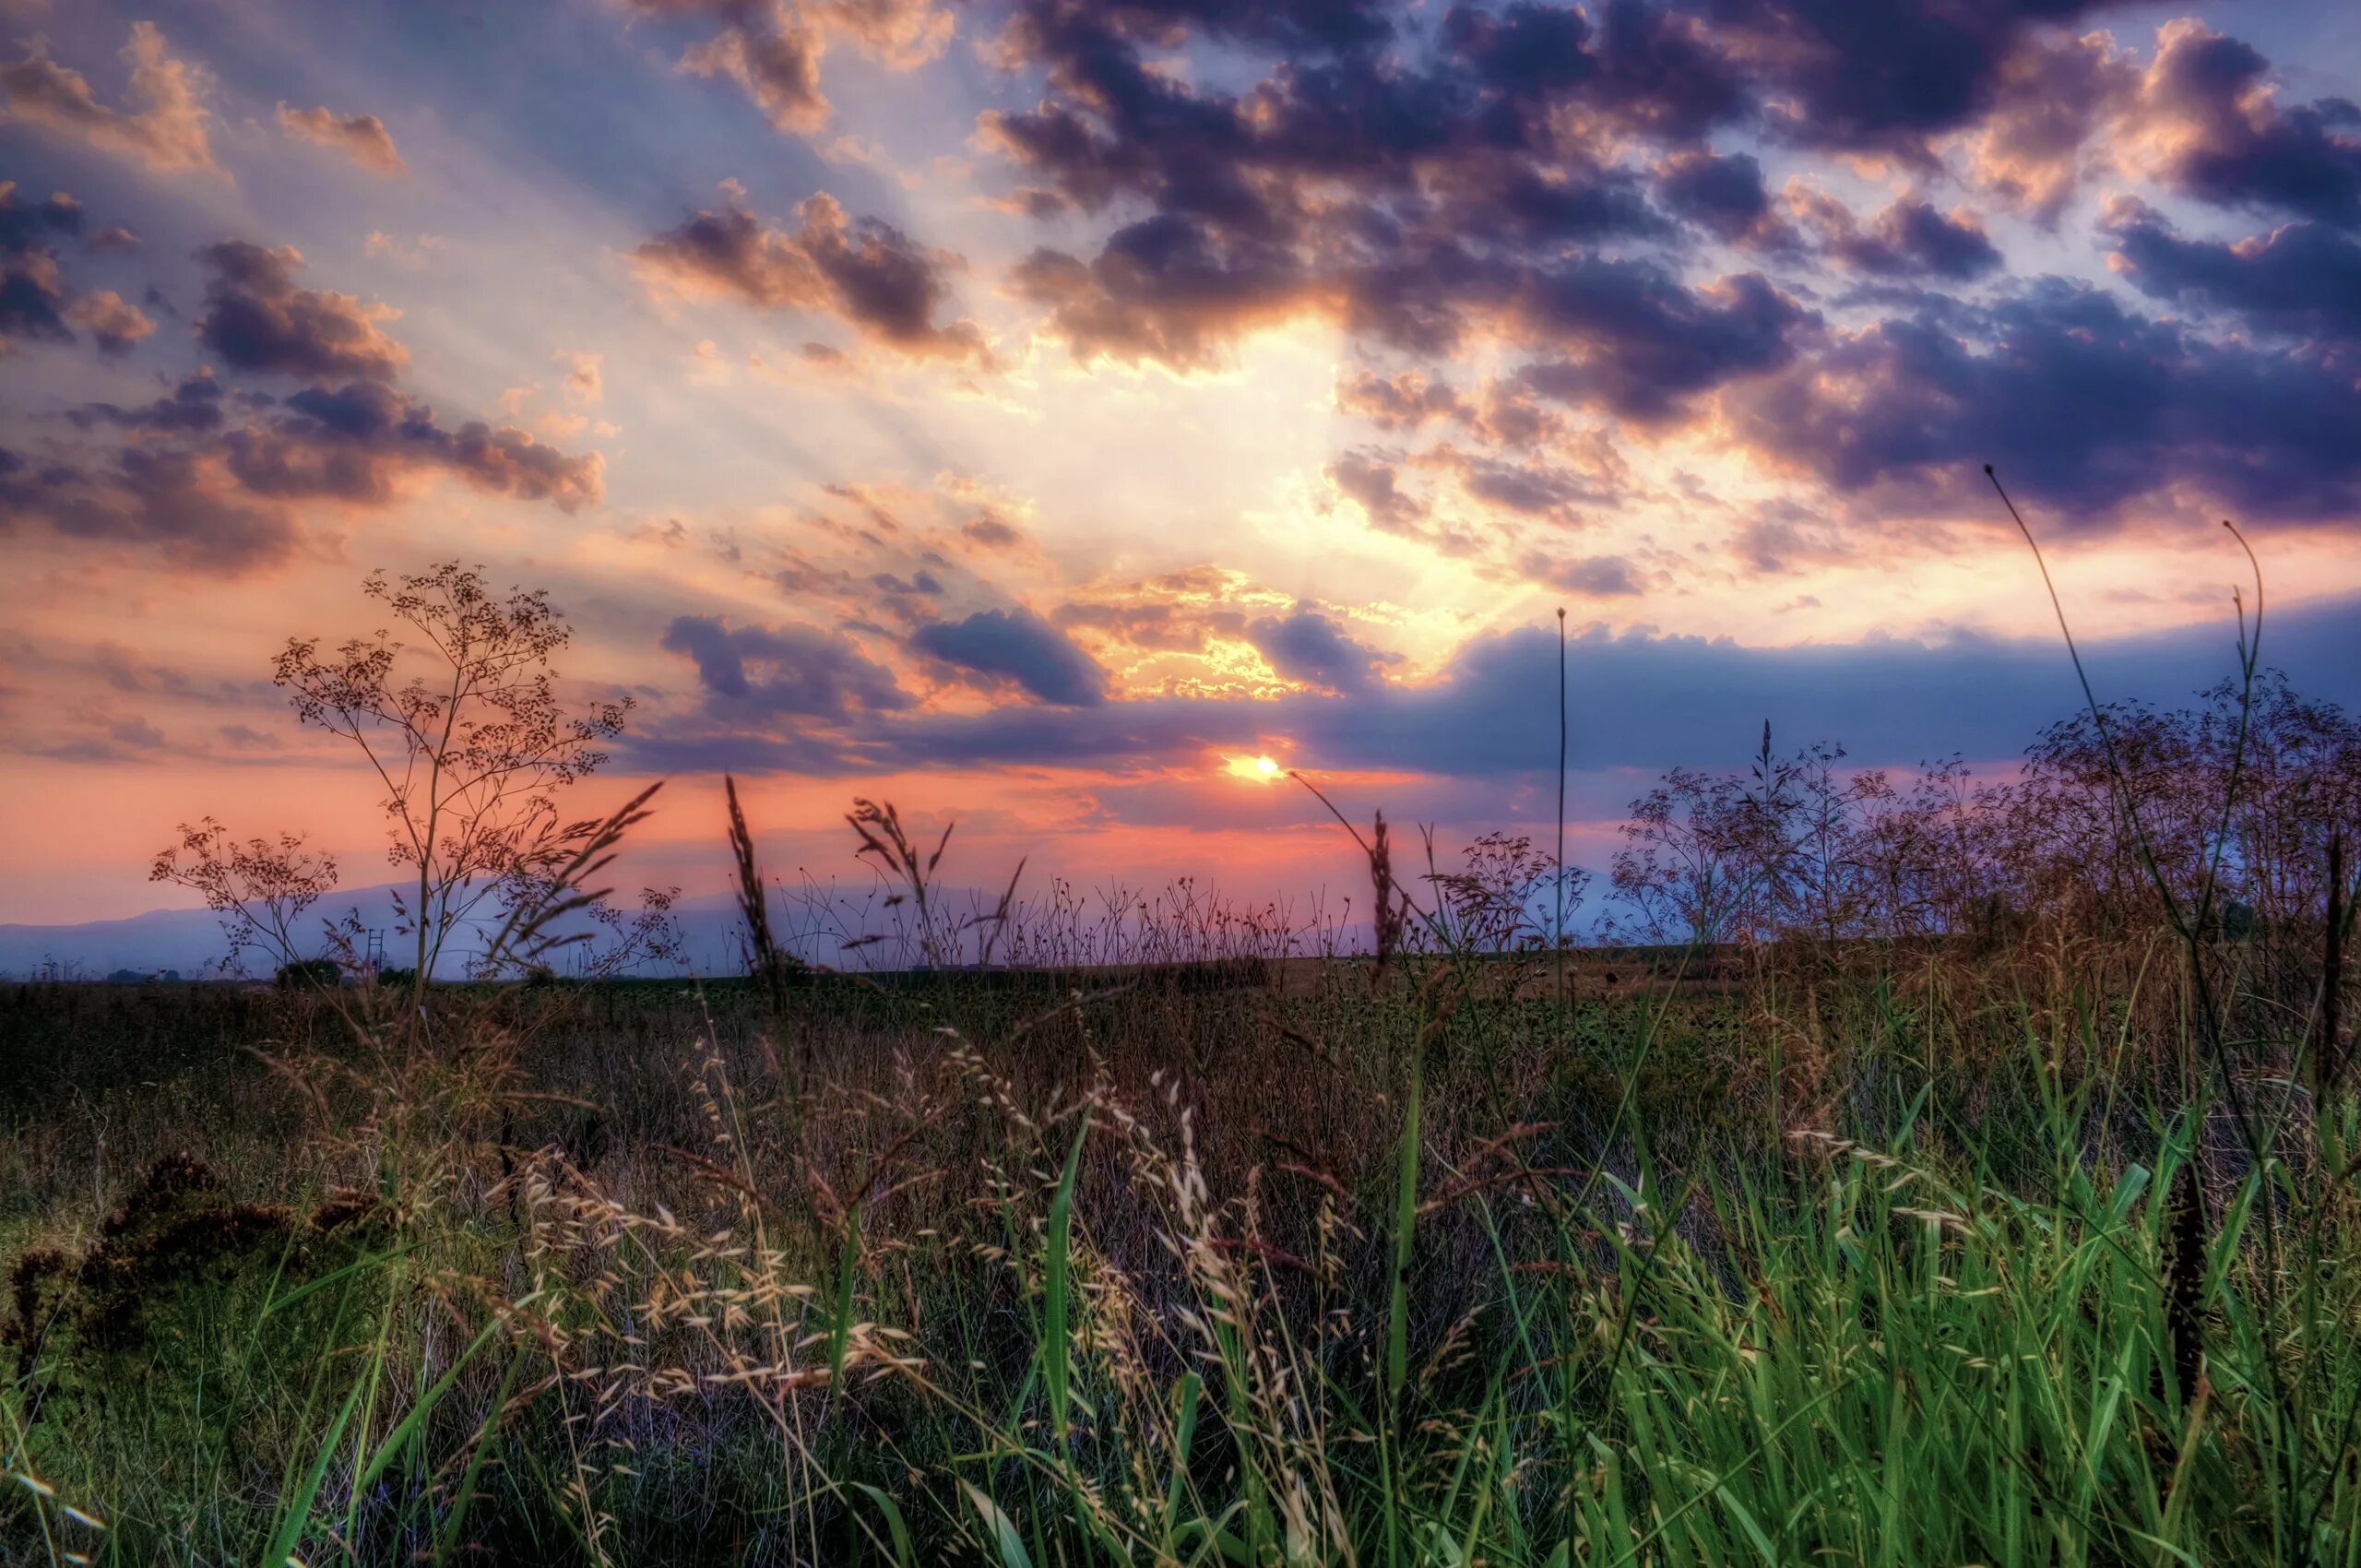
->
<box><xmin>5</xmin><ymin>0</ymin><xmax>2361</xmax><ymax>927</ymax></box>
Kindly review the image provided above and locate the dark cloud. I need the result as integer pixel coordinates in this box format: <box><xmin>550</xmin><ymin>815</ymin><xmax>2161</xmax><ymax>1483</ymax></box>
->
<box><xmin>0</xmin><ymin>184</ymin><xmax>158</xmax><ymax>358</ymax></box>
<box><xmin>911</xmin><ymin>607</ymin><xmax>1109</xmax><ymax>706</ymax></box>
<box><xmin>1244</xmin><ymin>608</ymin><xmax>1394</xmax><ymax>692</ymax></box>
<box><xmin>72</xmin><ymin>371</ymin><xmax>231</xmax><ymax>434</ymax></box>
<box><xmin>631</xmin><ymin>592</ymin><xmax>2361</xmax><ymax>784</ymax></box>
<box><xmin>2104</xmin><ymin>199</ymin><xmax>2361</xmax><ymax>344</ymax></box>
<box><xmin>1694</xmin><ymin>0</ymin><xmax>2126</xmax><ymax>155</ymax></box>
<box><xmin>636</xmin><ymin>189</ymin><xmax>990</xmax><ymax>362</ymax></box>
<box><xmin>1654</xmin><ymin>149</ymin><xmax>1793</xmax><ymax>249</ymax></box>
<box><xmin>1805</xmin><ymin>193</ymin><xmax>2004</xmax><ymax>280</ymax></box>
<box><xmin>1519</xmin><ymin>550</ymin><xmax>1642</xmax><ymax>597</ymax></box>
<box><xmin>660</xmin><ymin>614</ymin><xmax>911</xmax><ymax>716</ymax></box>
<box><xmin>1513</xmin><ymin>263</ymin><xmax>1809</xmax><ymax>422</ymax></box>
<box><xmin>0</xmin><ymin>443</ymin><xmax>296</xmax><ymax>571</ymax></box>
<box><xmin>1010</xmin><ymin>218</ymin><xmax>1310</xmax><ymax>369</ymax></box>
<box><xmin>217</xmin><ymin>382</ymin><xmax>603</xmax><ymax>511</ymax></box>
<box><xmin>1724</xmin><ymin>278</ymin><xmax>2361</xmax><ymax>519</ymax></box>
<box><xmin>0</xmin><ymin>183</ymin><xmax>77</xmax><ymax>352</ymax></box>
<box><xmin>196</xmin><ymin>241</ymin><xmax>409</xmax><ymax>382</ymax></box>
<box><xmin>33</xmin><ymin>368</ymin><xmax>600</xmax><ymax>573</ymax></box>
<box><xmin>980</xmin><ymin>0</ymin><xmax>1750</xmax><ymax>371</ymax></box>
<box><xmin>2139</xmin><ymin>21</ymin><xmax>2361</xmax><ymax>230</ymax></box>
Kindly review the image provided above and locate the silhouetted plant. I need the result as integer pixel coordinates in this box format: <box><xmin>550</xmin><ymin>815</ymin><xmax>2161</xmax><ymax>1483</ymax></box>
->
<box><xmin>148</xmin><ymin>820</ymin><xmax>338</xmax><ymax>980</ymax></box>
<box><xmin>271</xmin><ymin>562</ymin><xmax>635</xmax><ymax>1000</ymax></box>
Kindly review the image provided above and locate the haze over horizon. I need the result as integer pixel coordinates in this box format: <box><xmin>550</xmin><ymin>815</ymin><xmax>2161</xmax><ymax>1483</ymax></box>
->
<box><xmin>7</xmin><ymin>0</ymin><xmax>2361</xmax><ymax>929</ymax></box>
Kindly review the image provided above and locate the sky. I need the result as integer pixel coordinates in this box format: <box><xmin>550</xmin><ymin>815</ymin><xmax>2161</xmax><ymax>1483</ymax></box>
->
<box><xmin>4</xmin><ymin>0</ymin><xmax>2361</xmax><ymax>928</ymax></box>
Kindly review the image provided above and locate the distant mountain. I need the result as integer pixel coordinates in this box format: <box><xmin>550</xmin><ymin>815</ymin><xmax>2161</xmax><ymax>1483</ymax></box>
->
<box><xmin>0</xmin><ymin>880</ymin><xmax>1028</xmax><ymax>980</ymax></box>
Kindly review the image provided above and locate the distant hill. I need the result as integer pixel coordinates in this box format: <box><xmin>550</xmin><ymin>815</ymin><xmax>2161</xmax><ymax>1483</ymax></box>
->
<box><xmin>0</xmin><ymin>881</ymin><xmax>1028</xmax><ymax>980</ymax></box>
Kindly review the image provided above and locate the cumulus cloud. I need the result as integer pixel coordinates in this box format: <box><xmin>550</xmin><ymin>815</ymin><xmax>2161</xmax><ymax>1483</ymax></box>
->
<box><xmin>1519</xmin><ymin>550</ymin><xmax>1642</xmax><ymax>597</ymax></box>
<box><xmin>622</xmin><ymin>0</ymin><xmax>952</xmax><ymax>133</ymax></box>
<box><xmin>1962</xmin><ymin>29</ymin><xmax>2139</xmax><ymax>220</ymax></box>
<box><xmin>66</xmin><ymin>290</ymin><xmax>155</xmax><ymax>355</ymax></box>
<box><xmin>1335</xmin><ymin>367</ymin><xmax>1465</xmax><ymax>429</ymax></box>
<box><xmin>1797</xmin><ymin>191</ymin><xmax>2004</xmax><ymax>281</ymax></box>
<box><xmin>71</xmin><ymin>371</ymin><xmax>230</xmax><ymax>433</ymax></box>
<box><xmin>628</xmin><ymin>594</ymin><xmax>2361</xmax><ymax>785</ymax></box>
<box><xmin>911</xmin><ymin>607</ymin><xmax>1108</xmax><ymax>706</ymax></box>
<box><xmin>221</xmin><ymin>381</ymin><xmax>604</xmax><ymax>511</ymax></box>
<box><xmin>0</xmin><ymin>23</ymin><xmax>219</xmax><ymax>176</ymax></box>
<box><xmin>660</xmin><ymin>614</ymin><xmax>911</xmax><ymax>715</ymax></box>
<box><xmin>1723</xmin><ymin>278</ymin><xmax>2361</xmax><ymax>520</ymax></box>
<box><xmin>1695</xmin><ymin>0</ymin><xmax>2128</xmax><ymax>155</ymax></box>
<box><xmin>2103</xmin><ymin>198</ymin><xmax>2361</xmax><ymax>345</ymax></box>
<box><xmin>196</xmin><ymin>242</ymin><xmax>409</xmax><ymax>382</ymax></box>
<box><xmin>635</xmin><ymin>188</ymin><xmax>991</xmax><ymax>362</ymax></box>
<box><xmin>1512</xmin><ymin>264</ymin><xmax>1809</xmax><ymax>422</ymax></box>
<box><xmin>0</xmin><ymin>182</ymin><xmax>77</xmax><ymax>353</ymax></box>
<box><xmin>276</xmin><ymin>102</ymin><xmax>407</xmax><ymax>175</ymax></box>
<box><xmin>2131</xmin><ymin>21</ymin><xmax>2361</xmax><ymax>230</ymax></box>
<box><xmin>1655</xmin><ymin>149</ymin><xmax>1797</xmax><ymax>249</ymax></box>
<box><xmin>1244</xmin><ymin>608</ymin><xmax>1394</xmax><ymax>693</ymax></box>
<box><xmin>0</xmin><ymin>443</ymin><xmax>296</xmax><ymax>571</ymax></box>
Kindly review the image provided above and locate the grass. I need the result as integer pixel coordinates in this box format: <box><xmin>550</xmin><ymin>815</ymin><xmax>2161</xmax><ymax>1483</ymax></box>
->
<box><xmin>3</xmin><ymin>911</ymin><xmax>2357</xmax><ymax>1566</ymax></box>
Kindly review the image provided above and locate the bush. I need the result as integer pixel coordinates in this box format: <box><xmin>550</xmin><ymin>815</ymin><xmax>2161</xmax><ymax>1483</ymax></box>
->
<box><xmin>272</xmin><ymin>956</ymin><xmax>340</xmax><ymax>991</ymax></box>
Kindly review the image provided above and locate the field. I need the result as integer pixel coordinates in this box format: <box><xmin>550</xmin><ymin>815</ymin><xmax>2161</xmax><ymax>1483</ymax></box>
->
<box><xmin>5</xmin><ymin>896</ymin><xmax>2359</xmax><ymax>1566</ymax></box>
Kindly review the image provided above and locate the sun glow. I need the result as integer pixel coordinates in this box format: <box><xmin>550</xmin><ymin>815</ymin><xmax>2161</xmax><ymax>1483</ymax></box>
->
<box><xmin>1225</xmin><ymin>754</ymin><xmax>1284</xmax><ymax>781</ymax></box>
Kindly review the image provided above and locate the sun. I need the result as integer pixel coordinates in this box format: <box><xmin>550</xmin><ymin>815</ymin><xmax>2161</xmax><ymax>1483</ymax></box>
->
<box><xmin>1225</xmin><ymin>754</ymin><xmax>1285</xmax><ymax>782</ymax></box>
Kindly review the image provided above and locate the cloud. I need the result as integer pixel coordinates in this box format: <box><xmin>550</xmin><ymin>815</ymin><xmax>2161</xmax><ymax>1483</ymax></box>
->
<box><xmin>1245</xmin><ymin>608</ymin><xmax>1394</xmax><ymax>693</ymax></box>
<box><xmin>1326</xmin><ymin>449</ymin><xmax>1426</xmax><ymax>535</ymax></box>
<box><xmin>1335</xmin><ymin>367</ymin><xmax>1465</xmax><ymax>428</ymax></box>
<box><xmin>1010</xmin><ymin>218</ymin><xmax>1312</xmax><ymax>371</ymax></box>
<box><xmin>222</xmin><ymin>381</ymin><xmax>602</xmax><ymax>511</ymax></box>
<box><xmin>621</xmin><ymin>0</ymin><xmax>953</xmax><ymax>133</ymax></box>
<box><xmin>660</xmin><ymin>614</ymin><xmax>911</xmax><ymax>715</ymax></box>
<box><xmin>276</xmin><ymin>102</ymin><xmax>408</xmax><ymax>175</ymax></box>
<box><xmin>1723</xmin><ymin>278</ymin><xmax>2361</xmax><ymax>519</ymax></box>
<box><xmin>633</xmin><ymin>592</ymin><xmax>2361</xmax><ymax>784</ymax></box>
<box><xmin>0</xmin><ymin>23</ymin><xmax>219</xmax><ymax>176</ymax></box>
<box><xmin>2103</xmin><ymin>199</ymin><xmax>2361</xmax><ymax>345</ymax></box>
<box><xmin>679</xmin><ymin>13</ymin><xmax>829</xmax><ymax>132</ymax></box>
<box><xmin>72</xmin><ymin>371</ymin><xmax>230</xmax><ymax>433</ymax></box>
<box><xmin>2134</xmin><ymin>21</ymin><xmax>2361</xmax><ymax>230</ymax></box>
<box><xmin>1962</xmin><ymin>29</ymin><xmax>2138</xmax><ymax>219</ymax></box>
<box><xmin>911</xmin><ymin>607</ymin><xmax>1109</xmax><ymax>706</ymax></box>
<box><xmin>0</xmin><ymin>182</ymin><xmax>76</xmax><ymax>353</ymax></box>
<box><xmin>1798</xmin><ymin>192</ymin><xmax>2004</xmax><ymax>281</ymax></box>
<box><xmin>66</xmin><ymin>290</ymin><xmax>155</xmax><ymax>355</ymax></box>
<box><xmin>635</xmin><ymin>188</ymin><xmax>990</xmax><ymax>362</ymax></box>
<box><xmin>1518</xmin><ymin>550</ymin><xmax>1642</xmax><ymax>597</ymax></box>
<box><xmin>196</xmin><ymin>242</ymin><xmax>409</xmax><ymax>383</ymax></box>
<box><xmin>1655</xmin><ymin>150</ymin><xmax>1796</xmax><ymax>249</ymax></box>
<box><xmin>0</xmin><ymin>443</ymin><xmax>296</xmax><ymax>571</ymax></box>
<box><xmin>1512</xmin><ymin>264</ymin><xmax>1809</xmax><ymax>422</ymax></box>
<box><xmin>1693</xmin><ymin>0</ymin><xmax>2128</xmax><ymax>155</ymax></box>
